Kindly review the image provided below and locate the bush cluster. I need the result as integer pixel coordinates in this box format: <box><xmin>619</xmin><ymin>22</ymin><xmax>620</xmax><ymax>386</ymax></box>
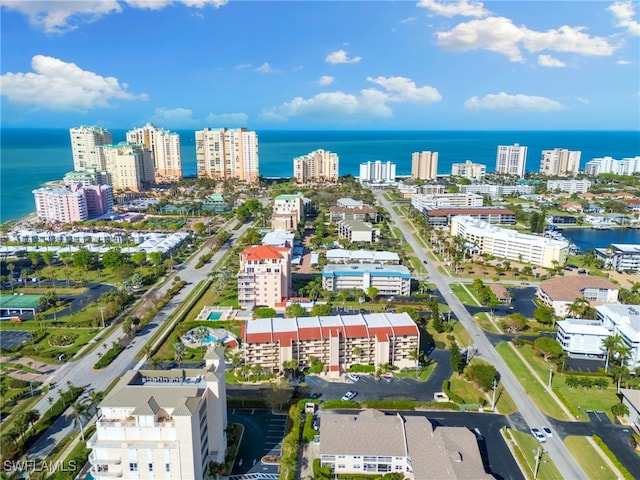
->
<box><xmin>565</xmin><ymin>375</ymin><xmax>609</xmax><ymax>390</ymax></box>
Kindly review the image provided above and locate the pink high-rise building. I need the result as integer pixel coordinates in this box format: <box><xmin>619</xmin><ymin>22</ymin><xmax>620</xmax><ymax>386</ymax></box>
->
<box><xmin>33</xmin><ymin>187</ymin><xmax>88</xmax><ymax>223</ymax></box>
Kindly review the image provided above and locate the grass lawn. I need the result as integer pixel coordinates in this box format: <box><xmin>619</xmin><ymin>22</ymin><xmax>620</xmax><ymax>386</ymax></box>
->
<box><xmin>506</xmin><ymin>428</ymin><xmax>562</xmax><ymax>480</ymax></box>
<box><xmin>450</xmin><ymin>283</ymin><xmax>479</xmax><ymax>306</ymax></box>
<box><xmin>518</xmin><ymin>344</ymin><xmax>618</xmax><ymax>421</ymax></box>
<box><xmin>430</xmin><ymin>320</ymin><xmax>472</xmax><ymax>349</ymax></box>
<box><xmin>495</xmin><ymin>342</ymin><xmax>571</xmax><ymax>421</ymax></box>
<box><xmin>394</xmin><ymin>360</ymin><xmax>438</xmax><ymax>382</ymax></box>
<box><xmin>473</xmin><ymin>312</ymin><xmax>501</xmax><ymax>334</ymax></box>
<box><xmin>565</xmin><ymin>436</ymin><xmax>619</xmax><ymax>480</ymax></box>
<box><xmin>449</xmin><ymin>375</ymin><xmax>487</xmax><ymax>406</ymax></box>
<box><xmin>494</xmin><ymin>383</ymin><xmax>517</xmax><ymax>414</ymax></box>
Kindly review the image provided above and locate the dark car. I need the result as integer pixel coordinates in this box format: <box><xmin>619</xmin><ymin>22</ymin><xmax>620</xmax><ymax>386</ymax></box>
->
<box><xmin>310</xmin><ymin>392</ymin><xmax>322</xmax><ymax>399</ymax></box>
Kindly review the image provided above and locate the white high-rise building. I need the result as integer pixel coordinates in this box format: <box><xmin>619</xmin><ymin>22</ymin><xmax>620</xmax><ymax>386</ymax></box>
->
<box><xmin>451</xmin><ymin>160</ymin><xmax>486</xmax><ymax>180</ymax></box>
<box><xmin>103</xmin><ymin>142</ymin><xmax>155</xmax><ymax>192</ymax></box>
<box><xmin>539</xmin><ymin>148</ymin><xmax>581</xmax><ymax>177</ymax></box>
<box><xmin>585</xmin><ymin>156</ymin><xmax>640</xmax><ymax>176</ymax></box>
<box><xmin>359</xmin><ymin>160</ymin><xmax>396</xmax><ymax>183</ymax></box>
<box><xmin>496</xmin><ymin>143</ymin><xmax>527</xmax><ymax>177</ymax></box>
<box><xmin>126</xmin><ymin>124</ymin><xmax>183</xmax><ymax>182</ymax></box>
<box><xmin>87</xmin><ymin>347</ymin><xmax>228</xmax><ymax>480</ymax></box>
<box><xmin>69</xmin><ymin>126</ymin><xmax>112</xmax><ymax>171</ymax></box>
<box><xmin>293</xmin><ymin>149</ymin><xmax>339</xmax><ymax>182</ymax></box>
<box><xmin>196</xmin><ymin>128</ymin><xmax>259</xmax><ymax>182</ymax></box>
<box><xmin>411</xmin><ymin>151</ymin><xmax>438</xmax><ymax>180</ymax></box>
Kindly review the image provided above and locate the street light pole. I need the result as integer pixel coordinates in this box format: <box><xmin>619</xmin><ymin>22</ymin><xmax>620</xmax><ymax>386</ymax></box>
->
<box><xmin>548</xmin><ymin>365</ymin><xmax>553</xmax><ymax>390</ymax></box>
<box><xmin>534</xmin><ymin>447</ymin><xmax>544</xmax><ymax>480</ymax></box>
<box><xmin>491</xmin><ymin>378</ymin><xmax>498</xmax><ymax>410</ymax></box>
<box><xmin>99</xmin><ymin>306</ymin><xmax>106</xmax><ymax>329</ymax></box>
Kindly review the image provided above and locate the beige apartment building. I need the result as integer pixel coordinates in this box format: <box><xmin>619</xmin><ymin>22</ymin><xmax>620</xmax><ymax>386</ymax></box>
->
<box><xmin>411</xmin><ymin>151</ymin><xmax>438</xmax><ymax>180</ymax></box>
<box><xmin>451</xmin><ymin>160</ymin><xmax>487</xmax><ymax>180</ymax></box>
<box><xmin>195</xmin><ymin>127</ymin><xmax>259</xmax><ymax>182</ymax></box>
<box><xmin>293</xmin><ymin>149</ymin><xmax>339</xmax><ymax>182</ymax></box>
<box><xmin>87</xmin><ymin>347</ymin><xmax>228</xmax><ymax>480</ymax></box>
<box><xmin>539</xmin><ymin>148</ymin><xmax>581</xmax><ymax>177</ymax></box>
<box><xmin>271</xmin><ymin>193</ymin><xmax>306</xmax><ymax>231</ymax></box>
<box><xmin>69</xmin><ymin>126</ymin><xmax>112</xmax><ymax>171</ymax></box>
<box><xmin>126</xmin><ymin>123</ymin><xmax>183</xmax><ymax>181</ymax></box>
<box><xmin>238</xmin><ymin>245</ymin><xmax>292</xmax><ymax>308</ymax></box>
<box><xmin>241</xmin><ymin>313</ymin><xmax>420</xmax><ymax>375</ymax></box>
<box><xmin>103</xmin><ymin>142</ymin><xmax>155</xmax><ymax>192</ymax></box>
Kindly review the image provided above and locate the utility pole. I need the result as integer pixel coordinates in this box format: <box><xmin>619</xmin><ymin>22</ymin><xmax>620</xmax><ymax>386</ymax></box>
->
<box><xmin>99</xmin><ymin>306</ymin><xmax>106</xmax><ymax>328</ymax></box>
<box><xmin>548</xmin><ymin>364</ymin><xmax>554</xmax><ymax>389</ymax></box>
<box><xmin>491</xmin><ymin>378</ymin><xmax>498</xmax><ymax>410</ymax></box>
<box><xmin>534</xmin><ymin>447</ymin><xmax>544</xmax><ymax>480</ymax></box>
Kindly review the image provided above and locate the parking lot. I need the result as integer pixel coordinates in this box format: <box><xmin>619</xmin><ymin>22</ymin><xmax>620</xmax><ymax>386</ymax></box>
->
<box><xmin>0</xmin><ymin>329</ymin><xmax>32</xmax><ymax>350</ymax></box>
<box><xmin>228</xmin><ymin>409</ymin><xmax>288</xmax><ymax>477</ymax></box>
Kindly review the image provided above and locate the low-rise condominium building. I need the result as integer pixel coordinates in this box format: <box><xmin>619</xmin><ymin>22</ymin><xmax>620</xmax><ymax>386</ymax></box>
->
<box><xmin>536</xmin><ymin>276</ymin><xmax>619</xmax><ymax>317</ymax></box>
<box><xmin>411</xmin><ymin>193</ymin><xmax>483</xmax><ymax>212</ymax></box>
<box><xmin>420</xmin><ymin>207</ymin><xmax>516</xmax><ymax>227</ymax></box>
<box><xmin>319</xmin><ymin>409</ymin><xmax>493</xmax><ymax>480</ymax></box>
<box><xmin>241</xmin><ymin>312</ymin><xmax>420</xmax><ymax>375</ymax></box>
<box><xmin>322</xmin><ymin>264</ymin><xmax>411</xmax><ymax>296</ymax></box>
<box><xmin>546</xmin><ymin>179</ymin><xmax>591</xmax><ymax>194</ymax></box>
<box><xmin>450</xmin><ymin>217</ymin><xmax>569</xmax><ymax>268</ymax></box>
<box><xmin>337</xmin><ymin>220</ymin><xmax>375</xmax><ymax>244</ymax></box>
<box><xmin>87</xmin><ymin>347</ymin><xmax>228</xmax><ymax>480</ymax></box>
<box><xmin>595</xmin><ymin>244</ymin><xmax>640</xmax><ymax>273</ymax></box>
<box><xmin>325</xmin><ymin>249</ymin><xmax>400</xmax><ymax>265</ymax></box>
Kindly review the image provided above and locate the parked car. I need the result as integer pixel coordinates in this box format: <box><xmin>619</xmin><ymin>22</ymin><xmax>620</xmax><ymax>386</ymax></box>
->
<box><xmin>382</xmin><ymin>374</ymin><xmax>393</xmax><ymax>383</ymax></box>
<box><xmin>310</xmin><ymin>392</ymin><xmax>322</xmax><ymax>399</ymax></box>
<box><xmin>346</xmin><ymin>373</ymin><xmax>360</xmax><ymax>382</ymax></box>
<box><xmin>541</xmin><ymin>426</ymin><xmax>553</xmax><ymax>438</ymax></box>
<box><xmin>531</xmin><ymin>428</ymin><xmax>546</xmax><ymax>443</ymax></box>
<box><xmin>313</xmin><ymin>419</ymin><xmax>319</xmax><ymax>431</ymax></box>
<box><xmin>341</xmin><ymin>391</ymin><xmax>357</xmax><ymax>401</ymax></box>
<box><xmin>387</xmin><ymin>296</ymin><xmax>396</xmax><ymax>302</ymax></box>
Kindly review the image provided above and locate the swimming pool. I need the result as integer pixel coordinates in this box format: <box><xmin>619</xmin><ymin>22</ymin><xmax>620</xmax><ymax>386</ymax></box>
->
<box><xmin>207</xmin><ymin>312</ymin><xmax>222</xmax><ymax>320</ymax></box>
<box><xmin>204</xmin><ymin>334</ymin><xmax>218</xmax><ymax>344</ymax></box>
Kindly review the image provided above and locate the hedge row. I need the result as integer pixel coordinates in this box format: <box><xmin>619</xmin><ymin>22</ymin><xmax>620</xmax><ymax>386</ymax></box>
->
<box><xmin>442</xmin><ymin>380</ymin><xmax>464</xmax><ymax>404</ymax></box>
<box><xmin>93</xmin><ymin>343</ymin><xmax>125</xmax><ymax>369</ymax></box>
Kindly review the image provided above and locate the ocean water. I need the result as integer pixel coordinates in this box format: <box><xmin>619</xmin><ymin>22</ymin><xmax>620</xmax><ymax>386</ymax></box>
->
<box><xmin>1</xmin><ymin>129</ymin><xmax>639</xmax><ymax>222</ymax></box>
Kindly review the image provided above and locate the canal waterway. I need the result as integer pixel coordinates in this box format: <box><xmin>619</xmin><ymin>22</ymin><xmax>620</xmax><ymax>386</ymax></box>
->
<box><xmin>560</xmin><ymin>227</ymin><xmax>640</xmax><ymax>251</ymax></box>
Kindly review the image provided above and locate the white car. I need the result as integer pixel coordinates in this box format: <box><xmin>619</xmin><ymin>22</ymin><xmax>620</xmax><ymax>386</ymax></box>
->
<box><xmin>530</xmin><ymin>428</ymin><xmax>546</xmax><ymax>443</ymax></box>
<box><xmin>346</xmin><ymin>373</ymin><xmax>360</xmax><ymax>382</ymax></box>
<box><xmin>541</xmin><ymin>426</ymin><xmax>553</xmax><ymax>438</ymax></box>
<box><xmin>341</xmin><ymin>391</ymin><xmax>357</xmax><ymax>401</ymax></box>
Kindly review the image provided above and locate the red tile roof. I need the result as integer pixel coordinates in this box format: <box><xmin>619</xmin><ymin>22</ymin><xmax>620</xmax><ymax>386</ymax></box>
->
<box><xmin>240</xmin><ymin>244</ymin><xmax>289</xmax><ymax>260</ymax></box>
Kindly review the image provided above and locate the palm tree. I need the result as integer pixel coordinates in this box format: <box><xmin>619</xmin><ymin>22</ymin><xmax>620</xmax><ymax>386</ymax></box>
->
<box><xmin>173</xmin><ymin>342</ymin><xmax>187</xmax><ymax>368</ymax></box>
<box><xmin>68</xmin><ymin>401</ymin><xmax>91</xmax><ymax>441</ymax></box>
<box><xmin>566</xmin><ymin>297</ymin><xmax>592</xmax><ymax>319</ymax></box>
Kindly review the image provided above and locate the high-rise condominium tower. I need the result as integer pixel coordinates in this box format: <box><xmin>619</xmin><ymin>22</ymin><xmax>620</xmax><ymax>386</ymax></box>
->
<box><xmin>539</xmin><ymin>148</ymin><xmax>581</xmax><ymax>177</ymax></box>
<box><xmin>195</xmin><ymin>128</ymin><xmax>259</xmax><ymax>182</ymax></box>
<box><xmin>102</xmin><ymin>143</ymin><xmax>155</xmax><ymax>192</ymax></box>
<box><xmin>70</xmin><ymin>126</ymin><xmax>112</xmax><ymax>171</ymax></box>
<box><xmin>411</xmin><ymin>151</ymin><xmax>438</xmax><ymax>180</ymax></box>
<box><xmin>496</xmin><ymin>143</ymin><xmax>527</xmax><ymax>178</ymax></box>
<box><xmin>293</xmin><ymin>149</ymin><xmax>339</xmax><ymax>182</ymax></box>
<box><xmin>126</xmin><ymin>123</ymin><xmax>183</xmax><ymax>182</ymax></box>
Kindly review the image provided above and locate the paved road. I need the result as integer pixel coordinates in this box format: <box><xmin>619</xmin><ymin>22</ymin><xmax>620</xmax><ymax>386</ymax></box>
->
<box><xmin>374</xmin><ymin>190</ymin><xmax>588</xmax><ymax>480</ymax></box>
<box><xmin>26</xmin><ymin>219</ymin><xmax>253</xmax><ymax>460</ymax></box>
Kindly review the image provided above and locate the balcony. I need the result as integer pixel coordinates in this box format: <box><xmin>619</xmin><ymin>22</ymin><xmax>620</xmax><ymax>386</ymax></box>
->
<box><xmin>89</xmin><ymin>453</ymin><xmax>122</xmax><ymax>465</ymax></box>
<box><xmin>90</xmin><ymin>466</ymin><xmax>123</xmax><ymax>478</ymax></box>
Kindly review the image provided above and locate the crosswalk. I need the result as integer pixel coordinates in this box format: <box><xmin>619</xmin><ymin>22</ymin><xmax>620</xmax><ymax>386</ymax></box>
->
<box><xmin>228</xmin><ymin>474</ymin><xmax>279</xmax><ymax>480</ymax></box>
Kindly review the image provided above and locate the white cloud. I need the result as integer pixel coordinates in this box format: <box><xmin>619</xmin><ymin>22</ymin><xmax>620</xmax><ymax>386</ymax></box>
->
<box><xmin>367</xmin><ymin>76</ymin><xmax>442</xmax><ymax>103</ymax></box>
<box><xmin>538</xmin><ymin>54</ymin><xmax>566</xmax><ymax>68</ymax></box>
<box><xmin>400</xmin><ymin>17</ymin><xmax>417</xmax><ymax>24</ymax></box>
<box><xmin>147</xmin><ymin>107</ymin><xmax>246</xmax><ymax>128</ymax></box>
<box><xmin>608</xmin><ymin>1</ymin><xmax>640</xmax><ymax>35</ymax></box>
<box><xmin>0</xmin><ymin>55</ymin><xmax>147</xmax><ymax>112</ymax></box>
<box><xmin>325</xmin><ymin>50</ymin><xmax>362</xmax><ymax>64</ymax></box>
<box><xmin>617</xmin><ymin>59</ymin><xmax>633</xmax><ymax>64</ymax></box>
<box><xmin>464</xmin><ymin>92</ymin><xmax>565</xmax><ymax>111</ymax></box>
<box><xmin>417</xmin><ymin>0</ymin><xmax>489</xmax><ymax>18</ymax></box>
<box><xmin>437</xmin><ymin>16</ymin><xmax>617</xmax><ymax>62</ymax></box>
<box><xmin>255</xmin><ymin>63</ymin><xmax>273</xmax><ymax>73</ymax></box>
<box><xmin>236</xmin><ymin>64</ymin><xmax>252</xmax><ymax>70</ymax></box>
<box><xmin>317</xmin><ymin>75</ymin><xmax>335</xmax><ymax>86</ymax></box>
<box><xmin>260</xmin><ymin>76</ymin><xmax>441</xmax><ymax>123</ymax></box>
<box><xmin>1</xmin><ymin>0</ymin><xmax>227</xmax><ymax>33</ymax></box>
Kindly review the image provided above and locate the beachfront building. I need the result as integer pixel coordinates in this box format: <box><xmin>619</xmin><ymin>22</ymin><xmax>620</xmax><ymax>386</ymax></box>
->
<box><xmin>585</xmin><ymin>156</ymin><xmax>640</xmax><ymax>176</ymax></box>
<box><xmin>539</xmin><ymin>148</ymin><xmax>581</xmax><ymax>177</ymax></box>
<box><xmin>86</xmin><ymin>347</ymin><xmax>228</xmax><ymax>480</ymax></box>
<box><xmin>595</xmin><ymin>244</ymin><xmax>640</xmax><ymax>273</ymax></box>
<box><xmin>195</xmin><ymin>128</ymin><xmax>259</xmax><ymax>182</ymax></box>
<box><xmin>420</xmin><ymin>207</ymin><xmax>516</xmax><ymax>227</ymax></box>
<box><xmin>293</xmin><ymin>149</ymin><xmax>339</xmax><ymax>183</ymax></box>
<box><xmin>102</xmin><ymin>142</ymin><xmax>155</xmax><ymax>192</ymax></box>
<box><xmin>319</xmin><ymin>410</ymin><xmax>493</xmax><ymax>480</ymax></box>
<box><xmin>359</xmin><ymin>160</ymin><xmax>396</xmax><ymax>183</ymax></box>
<box><xmin>496</xmin><ymin>143</ymin><xmax>527</xmax><ymax>178</ymax></box>
<box><xmin>64</xmin><ymin>168</ymin><xmax>111</xmax><ymax>188</ymax></box>
<box><xmin>237</xmin><ymin>245</ymin><xmax>292</xmax><ymax>309</ymax></box>
<box><xmin>241</xmin><ymin>312</ymin><xmax>420</xmax><ymax>375</ymax></box>
<box><xmin>126</xmin><ymin>124</ymin><xmax>183</xmax><ymax>182</ymax></box>
<box><xmin>70</xmin><ymin>126</ymin><xmax>112</xmax><ymax>171</ymax></box>
<box><xmin>451</xmin><ymin>160</ymin><xmax>487</xmax><ymax>180</ymax></box>
<box><xmin>411</xmin><ymin>193</ymin><xmax>483</xmax><ymax>213</ymax></box>
<box><xmin>33</xmin><ymin>186</ymin><xmax>88</xmax><ymax>223</ymax></box>
<box><xmin>450</xmin><ymin>217</ymin><xmax>569</xmax><ymax>268</ymax></box>
<box><xmin>325</xmin><ymin>249</ymin><xmax>400</xmax><ymax>265</ymax></box>
<box><xmin>536</xmin><ymin>276</ymin><xmax>619</xmax><ymax>317</ymax></box>
<box><xmin>337</xmin><ymin>220</ymin><xmax>375</xmax><ymax>244</ymax></box>
<box><xmin>546</xmin><ymin>179</ymin><xmax>591</xmax><ymax>194</ymax></box>
<box><xmin>411</xmin><ymin>151</ymin><xmax>438</xmax><ymax>180</ymax></box>
<box><xmin>271</xmin><ymin>193</ymin><xmax>306</xmax><ymax>231</ymax></box>
<box><xmin>459</xmin><ymin>184</ymin><xmax>534</xmax><ymax>198</ymax></box>
<box><xmin>322</xmin><ymin>264</ymin><xmax>411</xmax><ymax>296</ymax></box>
<box><xmin>76</xmin><ymin>185</ymin><xmax>113</xmax><ymax>218</ymax></box>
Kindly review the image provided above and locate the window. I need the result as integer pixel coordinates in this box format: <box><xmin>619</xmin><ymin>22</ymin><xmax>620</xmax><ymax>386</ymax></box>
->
<box><xmin>148</xmin><ymin>463</ymin><xmax>153</xmax><ymax>472</ymax></box>
<box><xmin>165</xmin><ymin>463</ymin><xmax>171</xmax><ymax>472</ymax></box>
<box><xmin>129</xmin><ymin>462</ymin><xmax>138</xmax><ymax>472</ymax></box>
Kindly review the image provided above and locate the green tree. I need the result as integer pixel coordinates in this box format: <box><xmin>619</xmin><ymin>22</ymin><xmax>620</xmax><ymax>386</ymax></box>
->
<box><xmin>68</xmin><ymin>401</ymin><xmax>91</xmax><ymax>441</ymax></box>
<box><xmin>102</xmin><ymin>248</ymin><xmax>127</xmax><ymax>269</ymax></box>
<box><xmin>254</xmin><ymin>307</ymin><xmax>277</xmax><ymax>318</ymax></box>
<box><xmin>72</xmin><ymin>248</ymin><xmax>94</xmax><ymax>271</ymax></box>
<box><xmin>534</xmin><ymin>305</ymin><xmax>557</xmax><ymax>326</ymax></box>
<box><xmin>28</xmin><ymin>251</ymin><xmax>41</xmax><ymax>269</ymax></box>
<box><xmin>149</xmin><ymin>251</ymin><xmax>164</xmax><ymax>266</ymax></box>
<box><xmin>611</xmin><ymin>402</ymin><xmax>629</xmax><ymax>418</ymax></box>
<box><xmin>131</xmin><ymin>251</ymin><xmax>147</xmax><ymax>267</ymax></box>
<box><xmin>533</xmin><ymin>337</ymin><xmax>563</xmax><ymax>362</ymax></box>
<box><xmin>464</xmin><ymin>363</ymin><xmax>497</xmax><ymax>391</ymax></box>
<box><xmin>366</xmin><ymin>286</ymin><xmax>379</xmax><ymax>301</ymax></box>
<box><xmin>450</xmin><ymin>341</ymin><xmax>465</xmax><ymax>374</ymax></box>
<box><xmin>310</xmin><ymin>303</ymin><xmax>333</xmax><ymax>316</ymax></box>
<box><xmin>173</xmin><ymin>342</ymin><xmax>187</xmax><ymax>368</ymax></box>
<box><xmin>285</xmin><ymin>303</ymin><xmax>307</xmax><ymax>318</ymax></box>
<box><xmin>503</xmin><ymin>312</ymin><xmax>527</xmax><ymax>334</ymax></box>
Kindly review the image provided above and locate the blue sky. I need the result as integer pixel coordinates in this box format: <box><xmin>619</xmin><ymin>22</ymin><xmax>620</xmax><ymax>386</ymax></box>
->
<box><xmin>1</xmin><ymin>0</ymin><xmax>639</xmax><ymax>130</ymax></box>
